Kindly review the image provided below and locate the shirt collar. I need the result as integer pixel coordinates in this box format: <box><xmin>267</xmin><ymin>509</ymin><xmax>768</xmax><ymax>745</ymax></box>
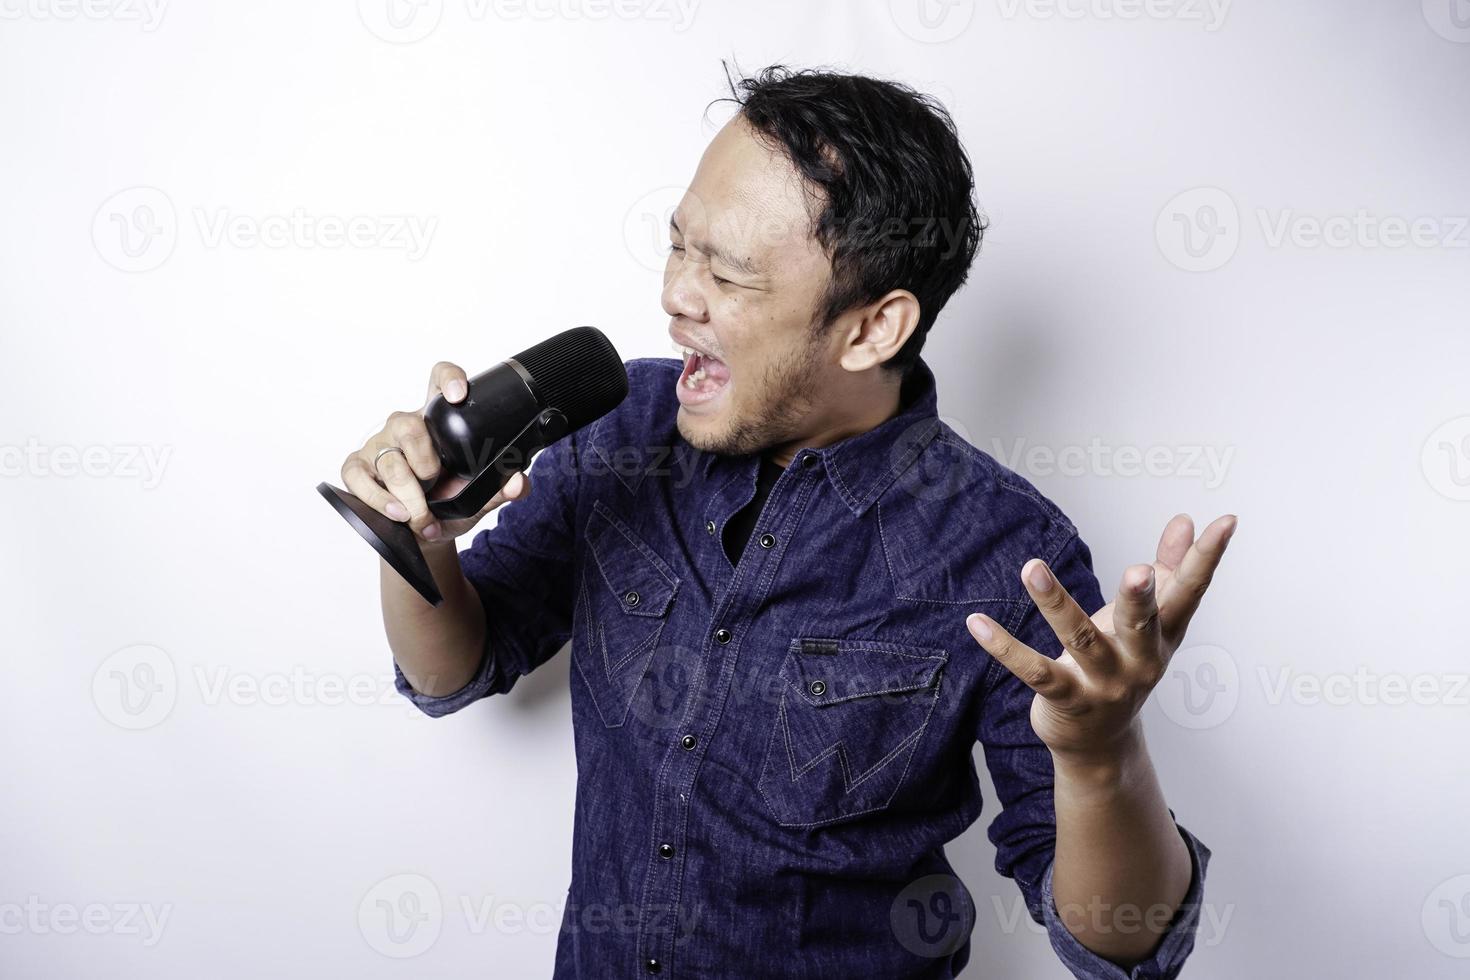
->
<box><xmin>698</xmin><ymin>356</ymin><xmax>943</xmax><ymax>517</ymax></box>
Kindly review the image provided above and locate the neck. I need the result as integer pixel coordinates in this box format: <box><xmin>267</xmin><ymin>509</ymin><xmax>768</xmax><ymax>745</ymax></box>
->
<box><xmin>766</xmin><ymin>375</ymin><xmax>906</xmax><ymax>469</ymax></box>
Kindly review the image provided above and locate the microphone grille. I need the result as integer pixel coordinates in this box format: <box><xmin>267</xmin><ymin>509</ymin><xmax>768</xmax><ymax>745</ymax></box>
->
<box><xmin>511</xmin><ymin>326</ymin><xmax>629</xmax><ymax>431</ymax></box>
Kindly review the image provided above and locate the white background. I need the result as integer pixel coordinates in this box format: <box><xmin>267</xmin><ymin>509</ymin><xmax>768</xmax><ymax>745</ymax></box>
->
<box><xmin>2</xmin><ymin>1</ymin><xmax>1468</xmax><ymax>976</ymax></box>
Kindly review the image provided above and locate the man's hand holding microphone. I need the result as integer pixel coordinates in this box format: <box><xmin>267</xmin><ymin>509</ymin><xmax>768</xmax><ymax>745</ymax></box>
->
<box><xmin>342</xmin><ymin>361</ymin><xmax>531</xmax><ymax>698</ymax></box>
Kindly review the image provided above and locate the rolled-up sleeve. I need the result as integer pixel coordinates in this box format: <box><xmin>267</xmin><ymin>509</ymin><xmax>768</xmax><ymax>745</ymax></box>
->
<box><xmin>1041</xmin><ymin>822</ymin><xmax>1212</xmax><ymax>980</ymax></box>
<box><xmin>977</xmin><ymin>530</ymin><xmax>1211</xmax><ymax>979</ymax></box>
<box><xmin>393</xmin><ymin>426</ymin><xmax>583</xmax><ymax>717</ymax></box>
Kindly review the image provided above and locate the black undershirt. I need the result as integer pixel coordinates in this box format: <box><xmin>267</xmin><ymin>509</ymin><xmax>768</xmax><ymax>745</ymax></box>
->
<box><xmin>721</xmin><ymin>454</ymin><xmax>785</xmax><ymax>565</ymax></box>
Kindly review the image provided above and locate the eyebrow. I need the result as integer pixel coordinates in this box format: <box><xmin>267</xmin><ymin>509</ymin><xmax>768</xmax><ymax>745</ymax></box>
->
<box><xmin>670</xmin><ymin>216</ymin><xmax>764</xmax><ymax>279</ymax></box>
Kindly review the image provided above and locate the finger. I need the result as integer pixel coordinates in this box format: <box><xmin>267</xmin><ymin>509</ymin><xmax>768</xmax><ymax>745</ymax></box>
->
<box><xmin>386</xmin><ymin>411</ymin><xmax>442</xmax><ymax>485</ymax></box>
<box><xmin>966</xmin><ymin>613</ymin><xmax>1075</xmax><ymax>701</ymax></box>
<box><xmin>461</xmin><ymin>470</ymin><xmax>534</xmax><ymax>519</ymax></box>
<box><xmin>1021</xmin><ymin>558</ymin><xmax>1121</xmax><ymax>674</ymax></box>
<box><xmin>427</xmin><ymin>361</ymin><xmax>469</xmax><ymax>405</ymax></box>
<box><xmin>1112</xmin><ymin>563</ymin><xmax>1161</xmax><ymax>663</ymax></box>
<box><xmin>1155</xmin><ymin>513</ymin><xmax>1195</xmax><ymax>572</ymax></box>
<box><xmin>1159</xmin><ymin>514</ymin><xmax>1238</xmax><ymax>644</ymax></box>
<box><xmin>371</xmin><ymin>444</ymin><xmax>442</xmax><ymax>541</ymax></box>
<box><xmin>341</xmin><ymin>456</ymin><xmax>410</xmax><ymax>522</ymax></box>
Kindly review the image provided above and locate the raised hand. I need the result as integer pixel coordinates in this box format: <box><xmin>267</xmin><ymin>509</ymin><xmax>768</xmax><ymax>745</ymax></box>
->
<box><xmin>965</xmin><ymin>514</ymin><xmax>1238</xmax><ymax>759</ymax></box>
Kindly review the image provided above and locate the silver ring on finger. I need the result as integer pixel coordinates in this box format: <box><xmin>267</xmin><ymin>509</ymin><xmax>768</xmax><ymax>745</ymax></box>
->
<box><xmin>373</xmin><ymin>445</ymin><xmax>408</xmax><ymax>478</ymax></box>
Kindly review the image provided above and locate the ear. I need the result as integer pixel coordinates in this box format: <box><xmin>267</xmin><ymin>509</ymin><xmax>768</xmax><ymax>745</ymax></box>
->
<box><xmin>837</xmin><ymin>289</ymin><xmax>921</xmax><ymax>372</ymax></box>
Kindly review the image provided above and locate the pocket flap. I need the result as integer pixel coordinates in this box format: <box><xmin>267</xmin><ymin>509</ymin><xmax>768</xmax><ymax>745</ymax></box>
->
<box><xmin>784</xmin><ymin>638</ymin><xmax>947</xmax><ymax>707</ymax></box>
<box><xmin>587</xmin><ymin>501</ymin><xmax>678</xmax><ymax>618</ymax></box>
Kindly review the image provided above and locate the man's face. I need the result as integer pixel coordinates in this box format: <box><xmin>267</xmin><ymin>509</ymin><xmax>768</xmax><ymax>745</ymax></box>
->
<box><xmin>663</xmin><ymin>116</ymin><xmax>841</xmax><ymax>459</ymax></box>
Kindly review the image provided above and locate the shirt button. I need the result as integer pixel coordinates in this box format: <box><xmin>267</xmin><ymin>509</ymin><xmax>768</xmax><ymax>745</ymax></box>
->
<box><xmin>658</xmin><ymin>843</ymin><xmax>675</xmax><ymax>858</ymax></box>
<box><xmin>705</xmin><ymin>520</ymin><xmax>716</xmax><ymax>535</ymax></box>
<box><xmin>680</xmin><ymin>734</ymin><xmax>697</xmax><ymax>750</ymax></box>
<box><xmin>809</xmin><ymin>680</ymin><xmax>827</xmax><ymax>696</ymax></box>
<box><xmin>714</xmin><ymin>628</ymin><xmax>732</xmax><ymax>644</ymax></box>
<box><xmin>758</xmin><ymin>532</ymin><xmax>776</xmax><ymax>549</ymax></box>
<box><xmin>801</xmin><ymin>453</ymin><xmax>818</xmax><ymax>468</ymax></box>
<box><xmin>624</xmin><ymin>590</ymin><xmax>640</xmax><ymax>607</ymax></box>
<box><xmin>645</xmin><ymin>959</ymin><xmax>662</xmax><ymax>974</ymax></box>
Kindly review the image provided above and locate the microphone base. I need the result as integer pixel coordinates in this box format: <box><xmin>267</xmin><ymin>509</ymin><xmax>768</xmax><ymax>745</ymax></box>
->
<box><xmin>316</xmin><ymin>482</ymin><xmax>444</xmax><ymax>607</ymax></box>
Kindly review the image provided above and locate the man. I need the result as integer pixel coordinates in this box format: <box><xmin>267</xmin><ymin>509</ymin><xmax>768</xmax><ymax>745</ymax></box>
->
<box><xmin>343</xmin><ymin>66</ymin><xmax>1235</xmax><ymax>978</ymax></box>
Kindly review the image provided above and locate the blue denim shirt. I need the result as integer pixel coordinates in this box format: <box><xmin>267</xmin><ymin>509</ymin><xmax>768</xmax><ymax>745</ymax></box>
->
<box><xmin>394</xmin><ymin>356</ymin><xmax>1211</xmax><ymax>979</ymax></box>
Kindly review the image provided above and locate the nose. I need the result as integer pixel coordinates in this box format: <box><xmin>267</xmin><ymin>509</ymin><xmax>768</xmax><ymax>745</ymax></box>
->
<box><xmin>661</xmin><ymin>253</ymin><xmax>708</xmax><ymax>324</ymax></box>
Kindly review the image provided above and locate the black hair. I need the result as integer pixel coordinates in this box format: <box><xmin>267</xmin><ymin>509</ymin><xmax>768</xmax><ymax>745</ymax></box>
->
<box><xmin>714</xmin><ymin>64</ymin><xmax>985</xmax><ymax>376</ymax></box>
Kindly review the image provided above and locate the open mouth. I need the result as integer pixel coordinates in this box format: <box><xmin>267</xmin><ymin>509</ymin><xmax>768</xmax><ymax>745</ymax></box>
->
<box><xmin>674</xmin><ymin>343</ymin><xmax>732</xmax><ymax>406</ymax></box>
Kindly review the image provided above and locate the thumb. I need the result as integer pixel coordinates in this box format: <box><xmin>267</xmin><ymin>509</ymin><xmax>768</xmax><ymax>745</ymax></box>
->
<box><xmin>482</xmin><ymin>471</ymin><xmax>532</xmax><ymax>514</ymax></box>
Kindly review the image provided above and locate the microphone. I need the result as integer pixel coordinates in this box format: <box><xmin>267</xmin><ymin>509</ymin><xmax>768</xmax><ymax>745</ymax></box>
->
<box><xmin>317</xmin><ymin>326</ymin><xmax>629</xmax><ymax>606</ymax></box>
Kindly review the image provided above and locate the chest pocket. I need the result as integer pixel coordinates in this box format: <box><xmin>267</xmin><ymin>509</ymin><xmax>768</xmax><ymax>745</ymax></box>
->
<box><xmin>757</xmin><ymin>638</ymin><xmax>948</xmax><ymax>828</ymax></box>
<box><xmin>574</xmin><ymin>500</ymin><xmax>680</xmax><ymax>728</ymax></box>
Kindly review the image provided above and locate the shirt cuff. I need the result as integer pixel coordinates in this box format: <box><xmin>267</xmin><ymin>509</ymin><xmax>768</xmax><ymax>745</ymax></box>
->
<box><xmin>1039</xmin><ymin>822</ymin><xmax>1212</xmax><ymax>980</ymax></box>
<box><xmin>392</xmin><ymin>642</ymin><xmax>499</xmax><ymax>718</ymax></box>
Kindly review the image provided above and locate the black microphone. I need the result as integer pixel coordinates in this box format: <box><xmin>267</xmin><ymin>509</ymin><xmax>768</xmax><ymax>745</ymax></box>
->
<box><xmin>317</xmin><ymin>326</ymin><xmax>628</xmax><ymax>606</ymax></box>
